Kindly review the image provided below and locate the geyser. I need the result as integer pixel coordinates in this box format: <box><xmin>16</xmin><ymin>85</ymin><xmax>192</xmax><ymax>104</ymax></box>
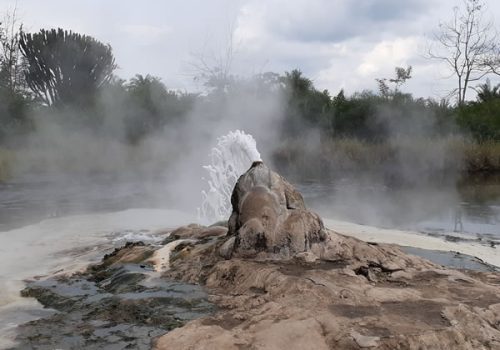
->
<box><xmin>221</xmin><ymin>160</ymin><xmax>327</xmax><ymax>259</ymax></box>
<box><xmin>199</xmin><ymin>130</ymin><xmax>261</xmax><ymax>223</ymax></box>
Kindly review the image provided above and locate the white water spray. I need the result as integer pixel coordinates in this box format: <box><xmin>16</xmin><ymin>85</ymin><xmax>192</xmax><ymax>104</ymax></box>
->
<box><xmin>199</xmin><ymin>130</ymin><xmax>261</xmax><ymax>223</ymax></box>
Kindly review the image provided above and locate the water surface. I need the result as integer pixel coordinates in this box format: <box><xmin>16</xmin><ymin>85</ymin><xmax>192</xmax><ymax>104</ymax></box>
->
<box><xmin>295</xmin><ymin>176</ymin><xmax>500</xmax><ymax>241</ymax></box>
<box><xmin>0</xmin><ymin>173</ymin><xmax>498</xmax><ymax>239</ymax></box>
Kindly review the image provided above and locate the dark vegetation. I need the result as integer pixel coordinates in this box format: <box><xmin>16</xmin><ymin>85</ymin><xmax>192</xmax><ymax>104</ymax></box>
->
<box><xmin>1</xmin><ymin>7</ymin><xmax>500</xmax><ymax>183</ymax></box>
<box><xmin>19</xmin><ymin>28</ymin><xmax>116</xmax><ymax>108</ymax></box>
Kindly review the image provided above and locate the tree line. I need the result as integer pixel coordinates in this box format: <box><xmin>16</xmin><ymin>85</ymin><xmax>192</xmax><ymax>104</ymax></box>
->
<box><xmin>1</xmin><ymin>0</ymin><xmax>500</xmax><ymax>149</ymax></box>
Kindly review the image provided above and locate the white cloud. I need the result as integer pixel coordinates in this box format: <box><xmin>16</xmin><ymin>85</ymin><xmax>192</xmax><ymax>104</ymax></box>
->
<box><xmin>357</xmin><ymin>37</ymin><xmax>419</xmax><ymax>77</ymax></box>
<box><xmin>119</xmin><ymin>24</ymin><xmax>172</xmax><ymax>46</ymax></box>
<box><xmin>1</xmin><ymin>0</ymin><xmax>500</xmax><ymax>96</ymax></box>
<box><xmin>234</xmin><ymin>3</ymin><xmax>267</xmax><ymax>45</ymax></box>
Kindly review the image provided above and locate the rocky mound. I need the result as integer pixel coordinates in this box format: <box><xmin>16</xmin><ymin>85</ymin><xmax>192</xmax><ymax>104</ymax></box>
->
<box><xmin>223</xmin><ymin>161</ymin><xmax>326</xmax><ymax>259</ymax></box>
<box><xmin>156</xmin><ymin>224</ymin><xmax>500</xmax><ymax>350</ymax></box>
<box><xmin>154</xmin><ymin>163</ymin><xmax>500</xmax><ymax>349</ymax></box>
<box><xmin>14</xmin><ymin>162</ymin><xmax>500</xmax><ymax>349</ymax></box>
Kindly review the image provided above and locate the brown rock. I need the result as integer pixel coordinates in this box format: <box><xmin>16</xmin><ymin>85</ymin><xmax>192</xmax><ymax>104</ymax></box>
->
<box><xmin>225</xmin><ymin>162</ymin><xmax>326</xmax><ymax>258</ymax></box>
<box><xmin>154</xmin><ymin>165</ymin><xmax>500</xmax><ymax>350</ymax></box>
<box><xmin>156</xmin><ymin>227</ymin><xmax>500</xmax><ymax>350</ymax></box>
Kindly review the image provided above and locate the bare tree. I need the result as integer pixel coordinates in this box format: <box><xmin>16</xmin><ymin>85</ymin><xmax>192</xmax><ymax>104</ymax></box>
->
<box><xmin>483</xmin><ymin>45</ymin><xmax>500</xmax><ymax>76</ymax></box>
<box><xmin>187</xmin><ymin>22</ymin><xmax>238</xmax><ymax>93</ymax></box>
<box><xmin>428</xmin><ymin>0</ymin><xmax>500</xmax><ymax>105</ymax></box>
<box><xmin>0</xmin><ymin>4</ymin><xmax>26</xmax><ymax>93</ymax></box>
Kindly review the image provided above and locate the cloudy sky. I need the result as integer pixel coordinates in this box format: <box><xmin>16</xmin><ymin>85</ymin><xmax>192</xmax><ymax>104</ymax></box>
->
<box><xmin>2</xmin><ymin>0</ymin><xmax>500</xmax><ymax>99</ymax></box>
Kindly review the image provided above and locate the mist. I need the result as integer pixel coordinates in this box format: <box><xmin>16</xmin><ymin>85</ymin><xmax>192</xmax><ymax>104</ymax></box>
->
<box><xmin>4</xmin><ymin>75</ymin><xmax>469</xmax><ymax>236</ymax></box>
<box><xmin>268</xmin><ymin>90</ymin><xmax>481</xmax><ymax>233</ymax></box>
<box><xmin>1</xmin><ymin>71</ymin><xmax>288</xmax><ymax>230</ymax></box>
<box><xmin>0</xmin><ymin>17</ymin><xmax>498</xmax><ymax>237</ymax></box>
<box><xmin>2</xmin><ymin>3</ymin><xmax>500</xmax><ymax>349</ymax></box>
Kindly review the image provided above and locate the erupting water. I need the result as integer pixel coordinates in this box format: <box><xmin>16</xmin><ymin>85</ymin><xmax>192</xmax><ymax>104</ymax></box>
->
<box><xmin>199</xmin><ymin>130</ymin><xmax>261</xmax><ymax>223</ymax></box>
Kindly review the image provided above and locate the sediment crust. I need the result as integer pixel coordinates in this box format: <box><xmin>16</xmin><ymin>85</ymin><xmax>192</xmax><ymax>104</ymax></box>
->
<box><xmin>153</xmin><ymin>224</ymin><xmax>500</xmax><ymax>350</ymax></box>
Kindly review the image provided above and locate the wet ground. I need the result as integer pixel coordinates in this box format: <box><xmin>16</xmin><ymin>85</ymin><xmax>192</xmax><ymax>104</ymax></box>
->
<box><xmin>6</xmin><ymin>232</ymin><xmax>499</xmax><ymax>349</ymax></box>
<box><xmin>401</xmin><ymin>246</ymin><xmax>499</xmax><ymax>272</ymax></box>
<box><xmin>11</xmin><ymin>242</ymin><xmax>214</xmax><ymax>350</ymax></box>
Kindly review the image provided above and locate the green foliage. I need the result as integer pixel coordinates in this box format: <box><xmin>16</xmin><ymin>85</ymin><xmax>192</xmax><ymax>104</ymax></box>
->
<box><xmin>19</xmin><ymin>28</ymin><xmax>116</xmax><ymax>107</ymax></box>
<box><xmin>0</xmin><ymin>22</ymin><xmax>500</xmax><ymax>179</ymax></box>
<box><xmin>331</xmin><ymin>90</ymin><xmax>382</xmax><ymax>139</ymax></box>
<box><xmin>0</xmin><ymin>12</ymin><xmax>33</xmax><ymax>146</ymax></box>
<box><xmin>456</xmin><ymin>80</ymin><xmax>500</xmax><ymax>143</ymax></box>
<box><xmin>376</xmin><ymin>66</ymin><xmax>412</xmax><ymax>99</ymax></box>
<box><xmin>457</xmin><ymin>97</ymin><xmax>500</xmax><ymax>141</ymax></box>
<box><xmin>476</xmin><ymin>81</ymin><xmax>500</xmax><ymax>102</ymax></box>
<box><xmin>0</xmin><ymin>86</ymin><xmax>32</xmax><ymax>142</ymax></box>
<box><xmin>314</xmin><ymin>88</ymin><xmax>454</xmax><ymax>142</ymax></box>
<box><xmin>280</xmin><ymin>69</ymin><xmax>332</xmax><ymax>136</ymax></box>
<box><xmin>123</xmin><ymin>74</ymin><xmax>196</xmax><ymax>144</ymax></box>
<box><xmin>274</xmin><ymin>67</ymin><xmax>458</xmax><ymax>143</ymax></box>
<box><xmin>127</xmin><ymin>74</ymin><xmax>190</xmax><ymax>118</ymax></box>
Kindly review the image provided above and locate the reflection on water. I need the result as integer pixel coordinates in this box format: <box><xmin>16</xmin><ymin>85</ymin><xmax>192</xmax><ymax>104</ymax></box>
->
<box><xmin>401</xmin><ymin>246</ymin><xmax>498</xmax><ymax>272</ymax></box>
<box><xmin>0</xmin><ymin>174</ymin><xmax>169</xmax><ymax>231</ymax></box>
<box><xmin>295</xmin><ymin>176</ymin><xmax>500</xmax><ymax>240</ymax></box>
<box><xmin>0</xmin><ymin>173</ymin><xmax>499</xmax><ymax>241</ymax></box>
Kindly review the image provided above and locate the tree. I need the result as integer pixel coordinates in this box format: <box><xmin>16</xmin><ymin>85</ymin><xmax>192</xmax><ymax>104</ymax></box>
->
<box><xmin>376</xmin><ymin>66</ymin><xmax>412</xmax><ymax>99</ymax></box>
<box><xmin>457</xmin><ymin>97</ymin><xmax>500</xmax><ymax>141</ymax></box>
<box><xmin>0</xmin><ymin>7</ymin><xmax>33</xmax><ymax>144</ymax></box>
<box><xmin>279</xmin><ymin>69</ymin><xmax>332</xmax><ymax>135</ymax></box>
<box><xmin>19</xmin><ymin>28</ymin><xmax>116</xmax><ymax>106</ymax></box>
<box><xmin>124</xmin><ymin>74</ymin><xmax>195</xmax><ymax>143</ymax></box>
<box><xmin>429</xmin><ymin>0</ymin><xmax>500</xmax><ymax>105</ymax></box>
<box><xmin>476</xmin><ymin>79</ymin><xmax>500</xmax><ymax>102</ymax></box>
<box><xmin>0</xmin><ymin>5</ymin><xmax>26</xmax><ymax>93</ymax></box>
<box><xmin>188</xmin><ymin>23</ymin><xmax>237</xmax><ymax>94</ymax></box>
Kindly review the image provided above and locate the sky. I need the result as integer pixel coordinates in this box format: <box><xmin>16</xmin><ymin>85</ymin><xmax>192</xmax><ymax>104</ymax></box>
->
<box><xmin>2</xmin><ymin>0</ymin><xmax>500</xmax><ymax>100</ymax></box>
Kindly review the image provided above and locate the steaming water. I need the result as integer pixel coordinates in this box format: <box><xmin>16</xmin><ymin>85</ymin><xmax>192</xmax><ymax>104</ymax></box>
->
<box><xmin>199</xmin><ymin>130</ymin><xmax>261</xmax><ymax>223</ymax></box>
<box><xmin>296</xmin><ymin>180</ymin><xmax>500</xmax><ymax>241</ymax></box>
<box><xmin>0</xmin><ymin>130</ymin><xmax>499</xmax><ymax>347</ymax></box>
<box><xmin>0</xmin><ymin>209</ymin><xmax>195</xmax><ymax>348</ymax></box>
<box><xmin>0</xmin><ymin>129</ymin><xmax>263</xmax><ymax>348</ymax></box>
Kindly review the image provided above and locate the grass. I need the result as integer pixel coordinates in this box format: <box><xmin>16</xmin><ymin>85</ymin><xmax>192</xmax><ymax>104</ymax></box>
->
<box><xmin>460</xmin><ymin>140</ymin><xmax>500</xmax><ymax>173</ymax></box>
<box><xmin>0</xmin><ymin>148</ymin><xmax>13</xmax><ymax>182</ymax></box>
<box><xmin>2</xmin><ymin>135</ymin><xmax>177</xmax><ymax>178</ymax></box>
<box><xmin>271</xmin><ymin>136</ymin><xmax>500</xmax><ymax>182</ymax></box>
<box><xmin>2</xmin><ymin>136</ymin><xmax>500</xmax><ymax>184</ymax></box>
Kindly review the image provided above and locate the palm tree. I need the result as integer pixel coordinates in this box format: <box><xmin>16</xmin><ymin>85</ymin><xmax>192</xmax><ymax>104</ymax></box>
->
<box><xmin>476</xmin><ymin>81</ymin><xmax>500</xmax><ymax>102</ymax></box>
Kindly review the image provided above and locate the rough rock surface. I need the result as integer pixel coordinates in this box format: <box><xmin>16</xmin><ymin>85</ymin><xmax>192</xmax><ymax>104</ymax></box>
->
<box><xmin>156</xmin><ymin>226</ymin><xmax>500</xmax><ymax>350</ymax></box>
<box><xmin>152</xmin><ymin>163</ymin><xmax>500</xmax><ymax>349</ymax></box>
<box><xmin>226</xmin><ymin>161</ymin><xmax>326</xmax><ymax>259</ymax></box>
<box><xmin>15</xmin><ymin>164</ymin><xmax>500</xmax><ymax>349</ymax></box>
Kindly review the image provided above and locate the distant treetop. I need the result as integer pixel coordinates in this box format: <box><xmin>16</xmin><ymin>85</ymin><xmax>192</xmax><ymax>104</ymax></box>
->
<box><xmin>19</xmin><ymin>28</ymin><xmax>116</xmax><ymax>107</ymax></box>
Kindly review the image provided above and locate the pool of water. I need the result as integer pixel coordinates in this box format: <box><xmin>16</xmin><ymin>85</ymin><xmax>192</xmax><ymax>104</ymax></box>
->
<box><xmin>0</xmin><ymin>173</ymin><xmax>169</xmax><ymax>231</ymax></box>
<box><xmin>295</xmin><ymin>176</ymin><xmax>500</xmax><ymax>241</ymax></box>
<box><xmin>0</xmin><ymin>173</ymin><xmax>499</xmax><ymax>240</ymax></box>
<box><xmin>400</xmin><ymin>246</ymin><xmax>498</xmax><ymax>272</ymax></box>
